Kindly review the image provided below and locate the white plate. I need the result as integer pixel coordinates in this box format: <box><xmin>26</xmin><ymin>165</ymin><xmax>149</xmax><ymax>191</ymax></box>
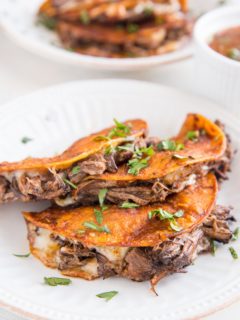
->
<box><xmin>0</xmin><ymin>79</ymin><xmax>240</xmax><ymax>320</ymax></box>
<box><xmin>0</xmin><ymin>0</ymin><xmax>194</xmax><ymax>71</ymax></box>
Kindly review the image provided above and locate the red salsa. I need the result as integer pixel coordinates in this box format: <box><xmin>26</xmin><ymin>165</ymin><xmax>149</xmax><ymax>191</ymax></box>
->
<box><xmin>209</xmin><ymin>26</ymin><xmax>240</xmax><ymax>62</ymax></box>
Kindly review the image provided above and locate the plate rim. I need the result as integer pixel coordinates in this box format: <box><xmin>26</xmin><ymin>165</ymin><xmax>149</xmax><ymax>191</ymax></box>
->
<box><xmin>0</xmin><ymin>79</ymin><xmax>240</xmax><ymax>320</ymax></box>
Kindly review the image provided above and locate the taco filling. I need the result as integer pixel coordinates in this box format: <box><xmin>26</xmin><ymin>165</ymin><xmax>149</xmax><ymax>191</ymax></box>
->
<box><xmin>23</xmin><ymin>174</ymin><xmax>234</xmax><ymax>290</ymax></box>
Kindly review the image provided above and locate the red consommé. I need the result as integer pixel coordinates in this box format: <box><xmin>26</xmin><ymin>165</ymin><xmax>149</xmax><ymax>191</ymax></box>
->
<box><xmin>209</xmin><ymin>25</ymin><xmax>240</xmax><ymax>62</ymax></box>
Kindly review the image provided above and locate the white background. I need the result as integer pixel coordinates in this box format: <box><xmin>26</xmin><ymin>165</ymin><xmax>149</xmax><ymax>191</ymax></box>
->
<box><xmin>0</xmin><ymin>9</ymin><xmax>240</xmax><ymax>319</ymax></box>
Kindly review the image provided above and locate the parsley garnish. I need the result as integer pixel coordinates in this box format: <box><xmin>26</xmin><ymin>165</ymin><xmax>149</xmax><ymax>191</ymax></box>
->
<box><xmin>228</xmin><ymin>48</ymin><xmax>240</xmax><ymax>61</ymax></box>
<box><xmin>158</xmin><ymin>140</ymin><xmax>184</xmax><ymax>151</ymax></box>
<box><xmin>127</xmin><ymin>23</ymin><xmax>139</xmax><ymax>33</ymax></box>
<box><xmin>44</xmin><ymin>277</ymin><xmax>71</xmax><ymax>286</ymax></box>
<box><xmin>148</xmin><ymin>209</ymin><xmax>184</xmax><ymax>232</ymax></box>
<box><xmin>21</xmin><ymin>137</ymin><xmax>32</xmax><ymax>144</ymax></box>
<box><xmin>71</xmin><ymin>166</ymin><xmax>81</xmax><ymax>175</ymax></box>
<box><xmin>117</xmin><ymin>143</ymin><xmax>134</xmax><ymax>152</ymax></box>
<box><xmin>210</xmin><ymin>239</ymin><xmax>217</xmax><ymax>256</ymax></box>
<box><xmin>80</xmin><ymin>10</ymin><xmax>90</xmax><ymax>25</ymax></box>
<box><xmin>232</xmin><ymin>227</ymin><xmax>239</xmax><ymax>241</ymax></box>
<box><xmin>98</xmin><ymin>188</ymin><xmax>108</xmax><ymax>207</ymax></box>
<box><xmin>104</xmin><ymin>145</ymin><xmax>116</xmax><ymax>155</ymax></box>
<box><xmin>94</xmin><ymin>119</ymin><xmax>131</xmax><ymax>142</ymax></box>
<box><xmin>134</xmin><ymin>145</ymin><xmax>155</xmax><ymax>157</ymax></box>
<box><xmin>94</xmin><ymin>209</ymin><xmax>103</xmax><ymax>225</ymax></box>
<box><xmin>127</xmin><ymin>145</ymin><xmax>155</xmax><ymax>175</ymax></box>
<box><xmin>89</xmin><ymin>189</ymin><xmax>109</xmax><ymax>230</ymax></box>
<box><xmin>128</xmin><ymin>157</ymin><xmax>149</xmax><ymax>175</ymax></box>
<box><xmin>37</xmin><ymin>13</ymin><xmax>57</xmax><ymax>30</ymax></box>
<box><xmin>186</xmin><ymin>130</ymin><xmax>199</xmax><ymax>141</ymax></box>
<box><xmin>108</xmin><ymin>119</ymin><xmax>131</xmax><ymax>138</ymax></box>
<box><xmin>143</xmin><ymin>7</ymin><xmax>153</xmax><ymax>17</ymax></box>
<box><xmin>63</xmin><ymin>178</ymin><xmax>77</xmax><ymax>190</ymax></box>
<box><xmin>96</xmin><ymin>291</ymin><xmax>118</xmax><ymax>302</ymax></box>
<box><xmin>120</xmin><ymin>201</ymin><xmax>139</xmax><ymax>209</ymax></box>
<box><xmin>229</xmin><ymin>247</ymin><xmax>238</xmax><ymax>259</ymax></box>
<box><xmin>169</xmin><ymin>220</ymin><xmax>182</xmax><ymax>232</ymax></box>
<box><xmin>13</xmin><ymin>253</ymin><xmax>30</xmax><ymax>258</ymax></box>
<box><xmin>83</xmin><ymin>221</ymin><xmax>110</xmax><ymax>233</ymax></box>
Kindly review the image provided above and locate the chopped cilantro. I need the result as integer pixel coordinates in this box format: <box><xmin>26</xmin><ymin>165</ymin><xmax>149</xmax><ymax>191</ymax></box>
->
<box><xmin>96</xmin><ymin>291</ymin><xmax>118</xmax><ymax>301</ymax></box>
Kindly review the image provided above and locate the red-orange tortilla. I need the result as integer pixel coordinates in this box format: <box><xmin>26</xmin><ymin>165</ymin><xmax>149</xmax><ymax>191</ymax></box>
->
<box><xmin>23</xmin><ymin>173</ymin><xmax>217</xmax><ymax>247</ymax></box>
<box><xmin>92</xmin><ymin>114</ymin><xmax>226</xmax><ymax>182</ymax></box>
<box><xmin>0</xmin><ymin>119</ymin><xmax>147</xmax><ymax>172</ymax></box>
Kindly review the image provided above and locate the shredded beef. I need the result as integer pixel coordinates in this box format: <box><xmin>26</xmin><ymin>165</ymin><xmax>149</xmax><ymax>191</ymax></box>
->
<box><xmin>0</xmin><ymin>176</ymin><xmax>18</xmax><ymax>202</ymax></box>
<box><xmin>96</xmin><ymin>253</ymin><xmax>116</xmax><ymax>279</ymax></box>
<box><xmin>211</xmin><ymin>120</ymin><xmax>234</xmax><ymax>181</ymax></box>
<box><xmin>78</xmin><ymin>153</ymin><xmax>107</xmax><ymax>176</ymax></box>
<box><xmin>202</xmin><ymin>205</ymin><xmax>233</xmax><ymax>243</ymax></box>
<box><xmin>122</xmin><ymin>248</ymin><xmax>155</xmax><ymax>281</ymax></box>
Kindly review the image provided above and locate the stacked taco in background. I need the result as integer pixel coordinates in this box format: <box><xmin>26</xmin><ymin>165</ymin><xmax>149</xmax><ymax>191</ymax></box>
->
<box><xmin>37</xmin><ymin>0</ymin><xmax>192</xmax><ymax>58</ymax></box>
<box><xmin>0</xmin><ymin>113</ymin><xmax>234</xmax><ymax>291</ymax></box>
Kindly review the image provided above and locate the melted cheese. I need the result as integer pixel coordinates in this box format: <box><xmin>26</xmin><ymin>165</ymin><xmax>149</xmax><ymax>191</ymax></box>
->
<box><xmin>34</xmin><ymin>228</ymin><xmax>54</xmax><ymax>251</ymax></box>
<box><xmin>31</xmin><ymin>227</ymin><xmax>129</xmax><ymax>278</ymax></box>
<box><xmin>185</xmin><ymin>174</ymin><xmax>197</xmax><ymax>186</ymax></box>
<box><xmin>91</xmin><ymin>246</ymin><xmax>129</xmax><ymax>262</ymax></box>
<box><xmin>81</xmin><ymin>258</ymin><xmax>99</xmax><ymax>277</ymax></box>
<box><xmin>55</xmin><ymin>196</ymin><xmax>76</xmax><ymax>207</ymax></box>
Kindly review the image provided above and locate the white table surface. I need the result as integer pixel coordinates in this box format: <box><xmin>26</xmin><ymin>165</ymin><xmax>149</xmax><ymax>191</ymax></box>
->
<box><xmin>0</xmin><ymin>27</ymin><xmax>239</xmax><ymax>320</ymax></box>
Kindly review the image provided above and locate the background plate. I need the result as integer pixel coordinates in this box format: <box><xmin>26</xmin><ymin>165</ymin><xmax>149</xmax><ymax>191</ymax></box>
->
<box><xmin>0</xmin><ymin>0</ymin><xmax>193</xmax><ymax>71</ymax></box>
<box><xmin>0</xmin><ymin>79</ymin><xmax>239</xmax><ymax>320</ymax></box>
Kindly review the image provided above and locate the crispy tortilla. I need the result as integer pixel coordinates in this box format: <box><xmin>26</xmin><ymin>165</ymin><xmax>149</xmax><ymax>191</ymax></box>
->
<box><xmin>0</xmin><ymin>119</ymin><xmax>147</xmax><ymax>172</ymax></box>
<box><xmin>96</xmin><ymin>114</ymin><xmax>226</xmax><ymax>182</ymax></box>
<box><xmin>23</xmin><ymin>173</ymin><xmax>217</xmax><ymax>247</ymax></box>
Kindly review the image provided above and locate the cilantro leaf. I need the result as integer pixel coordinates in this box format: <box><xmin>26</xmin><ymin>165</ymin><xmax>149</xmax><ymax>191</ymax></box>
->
<box><xmin>83</xmin><ymin>221</ymin><xmax>110</xmax><ymax>233</ymax></box>
<box><xmin>44</xmin><ymin>277</ymin><xmax>72</xmax><ymax>286</ymax></box>
<box><xmin>232</xmin><ymin>227</ymin><xmax>239</xmax><ymax>241</ymax></box>
<box><xmin>117</xmin><ymin>143</ymin><xmax>134</xmax><ymax>152</ymax></box>
<box><xmin>108</xmin><ymin>119</ymin><xmax>131</xmax><ymax>138</ymax></box>
<box><xmin>128</xmin><ymin>157</ymin><xmax>149</xmax><ymax>175</ymax></box>
<box><xmin>148</xmin><ymin>209</ymin><xmax>184</xmax><ymax>232</ymax></box>
<box><xmin>37</xmin><ymin>13</ymin><xmax>57</xmax><ymax>30</ymax></box>
<box><xmin>13</xmin><ymin>253</ymin><xmax>30</xmax><ymax>258</ymax></box>
<box><xmin>63</xmin><ymin>178</ymin><xmax>77</xmax><ymax>190</ymax></box>
<box><xmin>158</xmin><ymin>140</ymin><xmax>184</xmax><ymax>151</ymax></box>
<box><xmin>186</xmin><ymin>131</ymin><xmax>199</xmax><ymax>141</ymax></box>
<box><xmin>210</xmin><ymin>239</ymin><xmax>217</xmax><ymax>256</ymax></box>
<box><xmin>229</xmin><ymin>247</ymin><xmax>238</xmax><ymax>259</ymax></box>
<box><xmin>94</xmin><ymin>208</ymin><xmax>103</xmax><ymax>225</ymax></box>
<box><xmin>98</xmin><ymin>189</ymin><xmax>108</xmax><ymax>207</ymax></box>
<box><xmin>96</xmin><ymin>291</ymin><xmax>118</xmax><ymax>301</ymax></box>
<box><xmin>169</xmin><ymin>220</ymin><xmax>182</xmax><ymax>232</ymax></box>
<box><xmin>21</xmin><ymin>137</ymin><xmax>32</xmax><ymax>144</ymax></box>
<box><xmin>71</xmin><ymin>166</ymin><xmax>81</xmax><ymax>175</ymax></box>
<box><xmin>120</xmin><ymin>201</ymin><xmax>139</xmax><ymax>209</ymax></box>
<box><xmin>174</xmin><ymin>210</ymin><xmax>184</xmax><ymax>218</ymax></box>
<box><xmin>135</xmin><ymin>145</ymin><xmax>155</xmax><ymax>158</ymax></box>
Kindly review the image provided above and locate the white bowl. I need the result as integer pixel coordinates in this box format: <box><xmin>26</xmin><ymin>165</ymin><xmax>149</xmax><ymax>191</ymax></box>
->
<box><xmin>194</xmin><ymin>6</ymin><xmax>240</xmax><ymax>117</ymax></box>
